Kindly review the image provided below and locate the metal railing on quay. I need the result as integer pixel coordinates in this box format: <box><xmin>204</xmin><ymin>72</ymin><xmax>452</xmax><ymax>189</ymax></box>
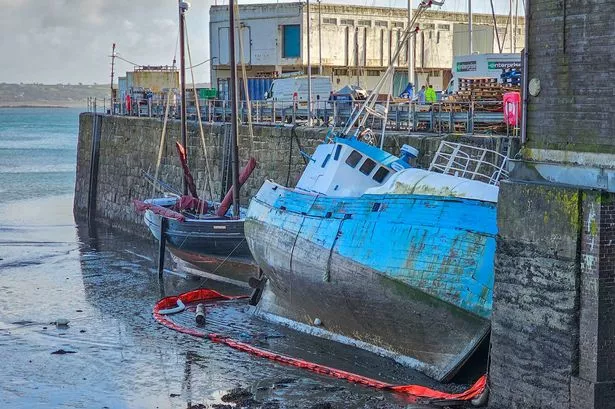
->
<box><xmin>86</xmin><ymin>96</ymin><xmax>519</xmax><ymax>137</ymax></box>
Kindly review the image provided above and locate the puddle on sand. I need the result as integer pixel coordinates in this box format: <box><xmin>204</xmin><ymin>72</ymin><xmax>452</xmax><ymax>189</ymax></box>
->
<box><xmin>0</xmin><ymin>197</ymin><xmax>476</xmax><ymax>409</ymax></box>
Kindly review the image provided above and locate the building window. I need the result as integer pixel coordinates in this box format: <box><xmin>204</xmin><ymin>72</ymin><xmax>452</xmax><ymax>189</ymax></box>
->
<box><xmin>392</xmin><ymin>22</ymin><xmax>404</xmax><ymax>28</ymax></box>
<box><xmin>366</xmin><ymin>70</ymin><xmax>381</xmax><ymax>76</ymax></box>
<box><xmin>345</xmin><ymin>150</ymin><xmax>362</xmax><ymax>168</ymax></box>
<box><xmin>358</xmin><ymin>20</ymin><xmax>372</xmax><ymax>27</ymax></box>
<box><xmin>340</xmin><ymin>19</ymin><xmax>354</xmax><ymax>26</ymax></box>
<box><xmin>375</xmin><ymin>21</ymin><xmax>388</xmax><ymax>28</ymax></box>
<box><xmin>438</xmin><ymin>24</ymin><xmax>450</xmax><ymax>30</ymax></box>
<box><xmin>359</xmin><ymin>158</ymin><xmax>376</xmax><ymax>176</ymax></box>
<box><xmin>323</xmin><ymin>17</ymin><xmax>337</xmax><ymax>25</ymax></box>
<box><xmin>421</xmin><ymin>23</ymin><xmax>435</xmax><ymax>29</ymax></box>
<box><xmin>282</xmin><ymin>25</ymin><xmax>300</xmax><ymax>58</ymax></box>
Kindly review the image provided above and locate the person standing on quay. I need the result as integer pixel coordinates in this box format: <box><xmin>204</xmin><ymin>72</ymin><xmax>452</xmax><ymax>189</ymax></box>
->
<box><xmin>425</xmin><ymin>84</ymin><xmax>436</xmax><ymax>104</ymax></box>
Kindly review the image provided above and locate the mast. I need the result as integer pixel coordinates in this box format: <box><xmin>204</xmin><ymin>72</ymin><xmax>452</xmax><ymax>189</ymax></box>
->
<box><xmin>229</xmin><ymin>0</ymin><xmax>240</xmax><ymax>218</ymax></box>
<box><xmin>407</xmin><ymin>0</ymin><xmax>414</xmax><ymax>87</ymax></box>
<box><xmin>318</xmin><ymin>0</ymin><xmax>322</xmax><ymax>76</ymax></box>
<box><xmin>307</xmin><ymin>0</ymin><xmax>313</xmax><ymax>126</ymax></box>
<box><xmin>110</xmin><ymin>43</ymin><xmax>116</xmax><ymax>108</ymax></box>
<box><xmin>468</xmin><ymin>0</ymin><xmax>473</xmax><ymax>54</ymax></box>
<box><xmin>179</xmin><ymin>1</ymin><xmax>189</xmax><ymax>196</ymax></box>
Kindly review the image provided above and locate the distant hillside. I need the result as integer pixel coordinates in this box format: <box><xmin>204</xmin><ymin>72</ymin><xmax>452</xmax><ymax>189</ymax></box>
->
<box><xmin>0</xmin><ymin>83</ymin><xmax>109</xmax><ymax>107</ymax></box>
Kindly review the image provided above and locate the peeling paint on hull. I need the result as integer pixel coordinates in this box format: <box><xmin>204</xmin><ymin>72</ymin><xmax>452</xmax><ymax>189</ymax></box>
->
<box><xmin>245</xmin><ymin>181</ymin><xmax>497</xmax><ymax>381</ymax></box>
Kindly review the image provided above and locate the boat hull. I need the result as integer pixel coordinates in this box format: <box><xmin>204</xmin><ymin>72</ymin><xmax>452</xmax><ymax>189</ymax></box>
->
<box><xmin>245</xmin><ymin>181</ymin><xmax>496</xmax><ymax>381</ymax></box>
<box><xmin>144</xmin><ymin>209</ymin><xmax>257</xmax><ymax>283</ymax></box>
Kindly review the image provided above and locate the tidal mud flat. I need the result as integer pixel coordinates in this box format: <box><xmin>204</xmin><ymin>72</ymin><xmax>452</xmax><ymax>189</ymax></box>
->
<box><xmin>0</xmin><ymin>195</ymin><xmax>479</xmax><ymax>408</ymax></box>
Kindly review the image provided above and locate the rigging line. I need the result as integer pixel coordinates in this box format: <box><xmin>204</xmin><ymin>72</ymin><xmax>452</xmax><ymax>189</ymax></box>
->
<box><xmin>196</xmin><ymin>238</ymin><xmax>247</xmax><ymax>288</ymax></box>
<box><xmin>173</xmin><ymin>24</ymin><xmax>180</xmax><ymax>67</ymax></box>
<box><xmin>153</xmin><ymin>90</ymin><xmax>173</xmax><ymax>198</ymax></box>
<box><xmin>184</xmin><ymin>20</ymin><xmax>216</xmax><ymax>201</ymax></box>
<box><xmin>113</xmin><ymin>55</ymin><xmax>142</xmax><ymax>67</ymax></box>
<box><xmin>490</xmin><ymin>0</ymin><xmax>502</xmax><ymax>53</ymax></box>
<box><xmin>235</xmin><ymin>2</ymin><xmax>255</xmax><ymax>155</ymax></box>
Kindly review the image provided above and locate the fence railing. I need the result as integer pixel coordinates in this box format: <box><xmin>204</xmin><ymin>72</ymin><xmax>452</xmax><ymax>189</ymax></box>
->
<box><xmin>86</xmin><ymin>96</ymin><xmax>519</xmax><ymax>136</ymax></box>
<box><xmin>428</xmin><ymin>141</ymin><xmax>509</xmax><ymax>185</ymax></box>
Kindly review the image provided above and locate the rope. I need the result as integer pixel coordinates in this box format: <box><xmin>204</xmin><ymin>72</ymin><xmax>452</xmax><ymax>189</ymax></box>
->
<box><xmin>152</xmin><ymin>90</ymin><xmax>173</xmax><ymax>198</ymax></box>
<box><xmin>153</xmin><ymin>289</ymin><xmax>488</xmax><ymax>403</ymax></box>
<box><xmin>184</xmin><ymin>21</ymin><xmax>216</xmax><ymax>201</ymax></box>
<box><xmin>235</xmin><ymin>3</ymin><xmax>255</xmax><ymax>156</ymax></box>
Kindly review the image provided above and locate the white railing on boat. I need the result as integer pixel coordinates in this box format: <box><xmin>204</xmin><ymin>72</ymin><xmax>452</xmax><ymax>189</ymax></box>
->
<box><xmin>428</xmin><ymin>141</ymin><xmax>509</xmax><ymax>185</ymax></box>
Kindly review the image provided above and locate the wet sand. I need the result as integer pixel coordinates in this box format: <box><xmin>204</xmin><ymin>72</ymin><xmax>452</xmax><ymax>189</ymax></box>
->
<box><xmin>0</xmin><ymin>195</ymin><xmax>477</xmax><ymax>408</ymax></box>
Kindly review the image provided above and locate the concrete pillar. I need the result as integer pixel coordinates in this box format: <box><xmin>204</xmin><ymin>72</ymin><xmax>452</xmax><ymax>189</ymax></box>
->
<box><xmin>490</xmin><ymin>182</ymin><xmax>581</xmax><ymax>409</ymax></box>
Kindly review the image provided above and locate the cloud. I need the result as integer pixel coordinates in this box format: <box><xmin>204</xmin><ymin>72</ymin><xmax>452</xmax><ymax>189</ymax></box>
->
<box><xmin>0</xmin><ymin>0</ymin><xmax>519</xmax><ymax>84</ymax></box>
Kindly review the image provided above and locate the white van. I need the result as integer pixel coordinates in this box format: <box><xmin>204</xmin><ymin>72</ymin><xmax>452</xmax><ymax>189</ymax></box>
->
<box><xmin>265</xmin><ymin>76</ymin><xmax>332</xmax><ymax>109</ymax></box>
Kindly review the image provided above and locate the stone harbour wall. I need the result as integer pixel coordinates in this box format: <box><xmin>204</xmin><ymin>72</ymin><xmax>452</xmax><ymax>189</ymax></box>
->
<box><xmin>490</xmin><ymin>182</ymin><xmax>615</xmax><ymax>409</ymax></box>
<box><xmin>75</xmin><ymin>113</ymin><xmax>515</xmax><ymax>237</ymax></box>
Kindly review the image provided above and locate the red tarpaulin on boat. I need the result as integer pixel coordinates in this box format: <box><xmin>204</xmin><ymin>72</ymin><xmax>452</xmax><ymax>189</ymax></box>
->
<box><xmin>153</xmin><ymin>289</ymin><xmax>488</xmax><ymax>403</ymax></box>
<box><xmin>174</xmin><ymin>195</ymin><xmax>208</xmax><ymax>214</ymax></box>
<box><xmin>133</xmin><ymin>199</ymin><xmax>185</xmax><ymax>222</ymax></box>
<box><xmin>175</xmin><ymin>142</ymin><xmax>199</xmax><ymax>199</ymax></box>
<box><xmin>216</xmin><ymin>157</ymin><xmax>257</xmax><ymax>217</ymax></box>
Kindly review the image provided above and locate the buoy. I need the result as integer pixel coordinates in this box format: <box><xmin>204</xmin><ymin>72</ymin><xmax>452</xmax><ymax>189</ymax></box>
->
<box><xmin>313</xmin><ymin>318</ymin><xmax>322</xmax><ymax>326</ymax></box>
<box><xmin>195</xmin><ymin>303</ymin><xmax>206</xmax><ymax>325</ymax></box>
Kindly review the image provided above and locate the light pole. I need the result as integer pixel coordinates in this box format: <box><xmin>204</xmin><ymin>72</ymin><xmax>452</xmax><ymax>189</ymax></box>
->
<box><xmin>307</xmin><ymin>0</ymin><xmax>313</xmax><ymax>126</ymax></box>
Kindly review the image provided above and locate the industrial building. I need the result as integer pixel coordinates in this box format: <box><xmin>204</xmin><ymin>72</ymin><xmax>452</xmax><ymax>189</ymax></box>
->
<box><xmin>209</xmin><ymin>2</ymin><xmax>525</xmax><ymax>97</ymax></box>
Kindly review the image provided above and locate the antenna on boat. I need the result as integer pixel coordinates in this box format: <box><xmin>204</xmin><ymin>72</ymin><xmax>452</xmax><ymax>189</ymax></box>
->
<box><xmin>179</xmin><ymin>0</ymin><xmax>190</xmax><ymax>196</ymax></box>
<box><xmin>229</xmin><ymin>0</ymin><xmax>240</xmax><ymax>218</ymax></box>
<box><xmin>340</xmin><ymin>0</ymin><xmax>443</xmax><ymax>138</ymax></box>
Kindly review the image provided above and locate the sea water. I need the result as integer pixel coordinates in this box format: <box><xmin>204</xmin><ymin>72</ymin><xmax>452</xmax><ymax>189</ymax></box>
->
<box><xmin>0</xmin><ymin>108</ymin><xmax>445</xmax><ymax>409</ymax></box>
<box><xmin>0</xmin><ymin>108</ymin><xmax>79</xmax><ymax>204</ymax></box>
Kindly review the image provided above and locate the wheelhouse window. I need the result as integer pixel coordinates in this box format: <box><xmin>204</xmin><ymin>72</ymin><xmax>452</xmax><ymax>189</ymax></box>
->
<box><xmin>359</xmin><ymin>158</ymin><xmax>376</xmax><ymax>175</ymax></box>
<box><xmin>282</xmin><ymin>25</ymin><xmax>300</xmax><ymax>58</ymax></box>
<box><xmin>321</xmin><ymin>154</ymin><xmax>331</xmax><ymax>168</ymax></box>
<box><xmin>373</xmin><ymin>166</ymin><xmax>390</xmax><ymax>183</ymax></box>
<box><xmin>333</xmin><ymin>144</ymin><xmax>342</xmax><ymax>160</ymax></box>
<box><xmin>345</xmin><ymin>150</ymin><xmax>362</xmax><ymax>168</ymax></box>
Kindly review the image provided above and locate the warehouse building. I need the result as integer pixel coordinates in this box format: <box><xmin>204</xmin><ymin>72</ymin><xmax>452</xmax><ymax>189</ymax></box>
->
<box><xmin>209</xmin><ymin>2</ymin><xmax>525</xmax><ymax>97</ymax></box>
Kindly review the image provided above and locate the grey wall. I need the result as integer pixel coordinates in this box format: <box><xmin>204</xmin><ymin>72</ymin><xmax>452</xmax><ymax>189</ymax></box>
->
<box><xmin>74</xmin><ymin>113</ymin><xmax>514</xmax><ymax>237</ymax></box>
<box><xmin>525</xmin><ymin>0</ymin><xmax>615</xmax><ymax>154</ymax></box>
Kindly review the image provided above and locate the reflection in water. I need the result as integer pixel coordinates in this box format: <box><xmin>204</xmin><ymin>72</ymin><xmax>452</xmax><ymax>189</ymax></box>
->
<box><xmin>1</xmin><ymin>198</ymin><xmax>449</xmax><ymax>408</ymax></box>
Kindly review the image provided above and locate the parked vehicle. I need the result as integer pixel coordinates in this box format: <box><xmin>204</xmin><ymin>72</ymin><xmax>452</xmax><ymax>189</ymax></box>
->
<box><xmin>264</xmin><ymin>76</ymin><xmax>332</xmax><ymax>109</ymax></box>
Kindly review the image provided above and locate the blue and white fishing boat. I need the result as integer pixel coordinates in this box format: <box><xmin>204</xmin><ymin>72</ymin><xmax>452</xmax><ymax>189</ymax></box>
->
<box><xmin>244</xmin><ymin>0</ymin><xmax>506</xmax><ymax>382</ymax></box>
<box><xmin>245</xmin><ymin>138</ymin><xmax>506</xmax><ymax>381</ymax></box>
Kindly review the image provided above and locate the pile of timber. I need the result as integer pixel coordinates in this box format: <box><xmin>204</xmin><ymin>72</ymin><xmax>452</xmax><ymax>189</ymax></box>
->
<box><xmin>443</xmin><ymin>78</ymin><xmax>521</xmax><ymax>112</ymax></box>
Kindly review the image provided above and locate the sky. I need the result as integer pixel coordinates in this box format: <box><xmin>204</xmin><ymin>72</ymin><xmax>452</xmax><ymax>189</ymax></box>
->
<box><xmin>0</xmin><ymin>0</ymin><xmax>522</xmax><ymax>85</ymax></box>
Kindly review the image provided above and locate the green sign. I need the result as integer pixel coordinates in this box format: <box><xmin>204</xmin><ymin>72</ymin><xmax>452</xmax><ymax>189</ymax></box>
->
<box><xmin>456</xmin><ymin>61</ymin><xmax>477</xmax><ymax>72</ymax></box>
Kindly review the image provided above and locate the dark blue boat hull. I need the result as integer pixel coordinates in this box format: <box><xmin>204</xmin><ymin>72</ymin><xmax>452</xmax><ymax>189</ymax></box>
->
<box><xmin>144</xmin><ymin>209</ymin><xmax>257</xmax><ymax>283</ymax></box>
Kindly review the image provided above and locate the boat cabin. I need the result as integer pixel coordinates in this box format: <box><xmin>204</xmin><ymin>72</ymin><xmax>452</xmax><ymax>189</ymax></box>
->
<box><xmin>295</xmin><ymin>137</ymin><xmax>416</xmax><ymax>197</ymax></box>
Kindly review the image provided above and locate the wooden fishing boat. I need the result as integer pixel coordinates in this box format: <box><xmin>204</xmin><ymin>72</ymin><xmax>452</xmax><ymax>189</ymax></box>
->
<box><xmin>245</xmin><ymin>0</ymin><xmax>506</xmax><ymax>382</ymax></box>
<box><xmin>136</xmin><ymin>0</ymin><xmax>256</xmax><ymax>283</ymax></box>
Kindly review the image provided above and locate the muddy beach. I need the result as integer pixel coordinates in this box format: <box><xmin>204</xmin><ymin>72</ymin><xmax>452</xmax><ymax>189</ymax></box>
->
<box><xmin>0</xmin><ymin>194</ymin><xmax>483</xmax><ymax>409</ymax></box>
